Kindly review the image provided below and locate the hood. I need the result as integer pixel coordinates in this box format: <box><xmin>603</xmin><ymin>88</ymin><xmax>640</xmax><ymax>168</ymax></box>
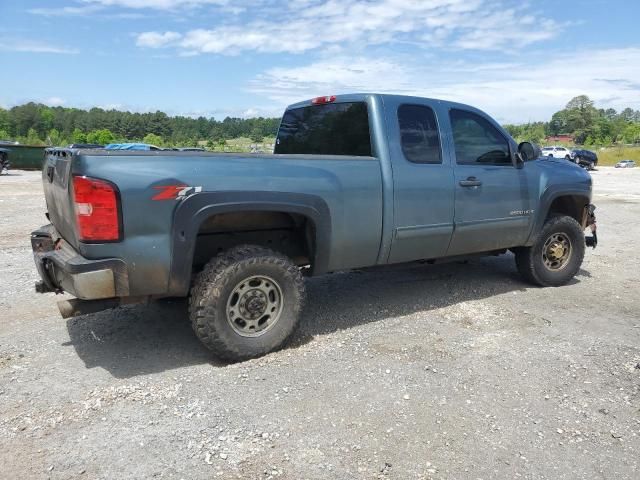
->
<box><xmin>537</xmin><ymin>155</ymin><xmax>577</xmax><ymax>166</ymax></box>
<box><xmin>535</xmin><ymin>155</ymin><xmax>592</xmax><ymax>189</ymax></box>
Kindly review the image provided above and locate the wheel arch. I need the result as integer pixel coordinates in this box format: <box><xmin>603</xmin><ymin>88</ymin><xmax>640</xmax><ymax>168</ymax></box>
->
<box><xmin>168</xmin><ymin>191</ymin><xmax>332</xmax><ymax>296</ymax></box>
<box><xmin>526</xmin><ymin>187</ymin><xmax>591</xmax><ymax>245</ymax></box>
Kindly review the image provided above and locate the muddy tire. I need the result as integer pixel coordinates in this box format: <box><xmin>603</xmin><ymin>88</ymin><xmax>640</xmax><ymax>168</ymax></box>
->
<box><xmin>515</xmin><ymin>215</ymin><xmax>585</xmax><ymax>287</ymax></box>
<box><xmin>189</xmin><ymin>245</ymin><xmax>305</xmax><ymax>361</ymax></box>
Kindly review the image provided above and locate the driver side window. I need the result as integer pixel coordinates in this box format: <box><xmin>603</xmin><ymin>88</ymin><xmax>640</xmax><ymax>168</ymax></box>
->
<box><xmin>450</xmin><ymin>109</ymin><xmax>511</xmax><ymax>165</ymax></box>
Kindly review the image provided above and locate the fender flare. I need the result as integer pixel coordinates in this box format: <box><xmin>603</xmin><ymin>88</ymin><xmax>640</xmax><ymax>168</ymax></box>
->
<box><xmin>526</xmin><ymin>185</ymin><xmax>591</xmax><ymax>245</ymax></box>
<box><xmin>167</xmin><ymin>191</ymin><xmax>332</xmax><ymax>296</ymax></box>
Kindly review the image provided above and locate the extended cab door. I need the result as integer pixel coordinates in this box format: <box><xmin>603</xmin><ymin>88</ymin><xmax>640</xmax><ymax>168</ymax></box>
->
<box><xmin>386</xmin><ymin>98</ymin><xmax>455</xmax><ymax>263</ymax></box>
<box><xmin>446</xmin><ymin>108</ymin><xmax>532</xmax><ymax>255</ymax></box>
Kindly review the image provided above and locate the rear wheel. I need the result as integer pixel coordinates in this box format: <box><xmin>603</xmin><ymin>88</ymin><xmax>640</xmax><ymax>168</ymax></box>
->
<box><xmin>515</xmin><ymin>215</ymin><xmax>585</xmax><ymax>286</ymax></box>
<box><xmin>189</xmin><ymin>245</ymin><xmax>305</xmax><ymax>361</ymax></box>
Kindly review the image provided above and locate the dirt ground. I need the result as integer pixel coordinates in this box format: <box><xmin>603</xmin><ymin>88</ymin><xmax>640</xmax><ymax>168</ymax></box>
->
<box><xmin>1</xmin><ymin>168</ymin><xmax>639</xmax><ymax>480</ymax></box>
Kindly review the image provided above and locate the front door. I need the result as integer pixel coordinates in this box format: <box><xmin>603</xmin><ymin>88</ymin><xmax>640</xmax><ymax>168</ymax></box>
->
<box><xmin>387</xmin><ymin>100</ymin><xmax>455</xmax><ymax>263</ymax></box>
<box><xmin>446</xmin><ymin>108</ymin><xmax>532</xmax><ymax>256</ymax></box>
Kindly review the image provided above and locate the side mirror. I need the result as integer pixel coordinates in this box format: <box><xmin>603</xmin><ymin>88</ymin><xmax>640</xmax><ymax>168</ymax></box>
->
<box><xmin>517</xmin><ymin>142</ymin><xmax>541</xmax><ymax>163</ymax></box>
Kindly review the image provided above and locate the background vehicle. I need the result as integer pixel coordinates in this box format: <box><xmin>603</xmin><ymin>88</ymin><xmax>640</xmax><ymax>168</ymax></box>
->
<box><xmin>32</xmin><ymin>94</ymin><xmax>597</xmax><ymax>361</ymax></box>
<box><xmin>570</xmin><ymin>149</ymin><xmax>598</xmax><ymax>170</ymax></box>
<box><xmin>0</xmin><ymin>147</ymin><xmax>9</xmax><ymax>174</ymax></box>
<box><xmin>615</xmin><ymin>159</ymin><xmax>636</xmax><ymax>168</ymax></box>
<box><xmin>541</xmin><ymin>146</ymin><xmax>572</xmax><ymax>159</ymax></box>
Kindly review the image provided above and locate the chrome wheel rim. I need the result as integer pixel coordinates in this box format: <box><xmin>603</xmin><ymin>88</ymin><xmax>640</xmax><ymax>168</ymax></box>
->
<box><xmin>542</xmin><ymin>233</ymin><xmax>572</xmax><ymax>271</ymax></box>
<box><xmin>226</xmin><ymin>275</ymin><xmax>284</xmax><ymax>337</ymax></box>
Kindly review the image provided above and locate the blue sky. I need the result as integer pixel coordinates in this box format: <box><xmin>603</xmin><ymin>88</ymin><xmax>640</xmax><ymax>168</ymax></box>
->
<box><xmin>1</xmin><ymin>0</ymin><xmax>639</xmax><ymax>123</ymax></box>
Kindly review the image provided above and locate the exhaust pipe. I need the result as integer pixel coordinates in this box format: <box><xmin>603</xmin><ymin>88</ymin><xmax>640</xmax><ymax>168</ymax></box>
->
<box><xmin>57</xmin><ymin>298</ymin><xmax>121</xmax><ymax>319</ymax></box>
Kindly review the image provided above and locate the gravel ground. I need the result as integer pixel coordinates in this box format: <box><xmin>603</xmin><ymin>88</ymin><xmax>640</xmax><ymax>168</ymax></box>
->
<box><xmin>1</xmin><ymin>168</ymin><xmax>639</xmax><ymax>480</ymax></box>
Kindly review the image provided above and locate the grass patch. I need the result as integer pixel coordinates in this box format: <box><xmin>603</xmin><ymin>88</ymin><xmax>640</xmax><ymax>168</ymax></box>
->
<box><xmin>593</xmin><ymin>146</ymin><xmax>640</xmax><ymax>166</ymax></box>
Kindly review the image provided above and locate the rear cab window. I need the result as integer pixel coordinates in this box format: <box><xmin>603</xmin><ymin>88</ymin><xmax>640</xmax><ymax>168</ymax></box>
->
<box><xmin>397</xmin><ymin>104</ymin><xmax>442</xmax><ymax>164</ymax></box>
<box><xmin>275</xmin><ymin>102</ymin><xmax>372</xmax><ymax>156</ymax></box>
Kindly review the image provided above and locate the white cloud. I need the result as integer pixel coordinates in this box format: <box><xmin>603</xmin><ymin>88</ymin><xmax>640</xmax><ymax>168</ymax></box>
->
<box><xmin>0</xmin><ymin>39</ymin><xmax>79</xmax><ymax>55</ymax></box>
<box><xmin>136</xmin><ymin>31</ymin><xmax>182</xmax><ymax>48</ymax></box>
<box><xmin>81</xmin><ymin>0</ymin><xmax>231</xmax><ymax>9</ymax></box>
<box><xmin>135</xmin><ymin>0</ymin><xmax>562</xmax><ymax>54</ymax></box>
<box><xmin>28</xmin><ymin>4</ymin><xmax>103</xmax><ymax>16</ymax></box>
<box><xmin>248</xmin><ymin>48</ymin><xmax>640</xmax><ymax>123</ymax></box>
<box><xmin>45</xmin><ymin>97</ymin><xmax>67</xmax><ymax>106</ymax></box>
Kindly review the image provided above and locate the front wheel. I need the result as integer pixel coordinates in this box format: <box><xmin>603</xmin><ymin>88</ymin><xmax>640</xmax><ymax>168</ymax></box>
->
<box><xmin>189</xmin><ymin>245</ymin><xmax>305</xmax><ymax>361</ymax></box>
<box><xmin>515</xmin><ymin>215</ymin><xmax>585</xmax><ymax>286</ymax></box>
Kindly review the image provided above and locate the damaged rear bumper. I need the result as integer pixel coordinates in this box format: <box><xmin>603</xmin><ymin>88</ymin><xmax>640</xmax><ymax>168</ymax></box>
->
<box><xmin>31</xmin><ymin>224</ymin><xmax>129</xmax><ymax>300</ymax></box>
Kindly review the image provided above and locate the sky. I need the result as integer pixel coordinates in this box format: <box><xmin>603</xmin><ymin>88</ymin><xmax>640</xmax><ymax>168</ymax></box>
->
<box><xmin>1</xmin><ymin>0</ymin><xmax>639</xmax><ymax>124</ymax></box>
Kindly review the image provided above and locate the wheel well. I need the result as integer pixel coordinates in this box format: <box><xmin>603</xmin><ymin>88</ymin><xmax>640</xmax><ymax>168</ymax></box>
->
<box><xmin>192</xmin><ymin>210</ymin><xmax>315</xmax><ymax>271</ymax></box>
<box><xmin>547</xmin><ymin>195</ymin><xmax>589</xmax><ymax>226</ymax></box>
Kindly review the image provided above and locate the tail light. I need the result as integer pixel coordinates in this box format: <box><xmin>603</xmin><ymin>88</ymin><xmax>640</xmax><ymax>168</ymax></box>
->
<box><xmin>72</xmin><ymin>176</ymin><xmax>121</xmax><ymax>242</ymax></box>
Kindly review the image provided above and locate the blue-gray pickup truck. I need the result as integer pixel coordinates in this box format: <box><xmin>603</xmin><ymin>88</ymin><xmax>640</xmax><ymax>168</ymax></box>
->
<box><xmin>32</xmin><ymin>93</ymin><xmax>597</xmax><ymax>360</ymax></box>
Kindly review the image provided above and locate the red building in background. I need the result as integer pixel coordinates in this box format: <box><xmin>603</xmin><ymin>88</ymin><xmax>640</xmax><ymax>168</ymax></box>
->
<box><xmin>545</xmin><ymin>134</ymin><xmax>574</xmax><ymax>143</ymax></box>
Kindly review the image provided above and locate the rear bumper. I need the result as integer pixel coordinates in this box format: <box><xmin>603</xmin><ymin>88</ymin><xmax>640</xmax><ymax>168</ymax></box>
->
<box><xmin>31</xmin><ymin>224</ymin><xmax>129</xmax><ymax>299</ymax></box>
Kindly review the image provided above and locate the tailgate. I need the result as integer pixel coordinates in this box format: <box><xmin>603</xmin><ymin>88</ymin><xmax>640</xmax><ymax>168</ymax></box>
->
<box><xmin>42</xmin><ymin>149</ymin><xmax>78</xmax><ymax>247</ymax></box>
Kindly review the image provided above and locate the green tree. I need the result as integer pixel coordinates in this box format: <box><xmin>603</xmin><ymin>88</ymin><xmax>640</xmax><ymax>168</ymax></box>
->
<box><xmin>86</xmin><ymin>129</ymin><xmax>115</xmax><ymax>145</ymax></box>
<box><xmin>0</xmin><ymin>108</ymin><xmax>11</xmax><ymax>135</ymax></box>
<box><xmin>46</xmin><ymin>128</ymin><xmax>64</xmax><ymax>146</ymax></box>
<box><xmin>620</xmin><ymin>108</ymin><xmax>635</xmax><ymax>122</ymax></box>
<box><xmin>622</xmin><ymin>123</ymin><xmax>640</xmax><ymax>144</ymax></box>
<box><xmin>143</xmin><ymin>133</ymin><xmax>164</xmax><ymax>146</ymax></box>
<box><xmin>249</xmin><ymin>127</ymin><xmax>264</xmax><ymax>143</ymax></box>
<box><xmin>565</xmin><ymin>95</ymin><xmax>594</xmax><ymax>111</ymax></box>
<box><xmin>25</xmin><ymin>128</ymin><xmax>43</xmax><ymax>145</ymax></box>
<box><xmin>71</xmin><ymin>128</ymin><xmax>87</xmax><ymax>144</ymax></box>
<box><xmin>39</xmin><ymin>108</ymin><xmax>55</xmax><ymax>135</ymax></box>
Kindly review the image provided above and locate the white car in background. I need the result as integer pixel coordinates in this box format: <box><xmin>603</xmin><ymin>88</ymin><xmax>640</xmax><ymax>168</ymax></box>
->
<box><xmin>615</xmin><ymin>160</ymin><xmax>636</xmax><ymax>168</ymax></box>
<box><xmin>541</xmin><ymin>146</ymin><xmax>572</xmax><ymax>159</ymax></box>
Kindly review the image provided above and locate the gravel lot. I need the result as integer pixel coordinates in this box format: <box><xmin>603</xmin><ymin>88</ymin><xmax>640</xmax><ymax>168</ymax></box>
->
<box><xmin>1</xmin><ymin>168</ymin><xmax>639</xmax><ymax>479</ymax></box>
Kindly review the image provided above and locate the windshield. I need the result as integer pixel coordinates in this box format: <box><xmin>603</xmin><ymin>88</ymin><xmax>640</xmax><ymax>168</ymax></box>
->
<box><xmin>275</xmin><ymin>102</ymin><xmax>372</xmax><ymax>156</ymax></box>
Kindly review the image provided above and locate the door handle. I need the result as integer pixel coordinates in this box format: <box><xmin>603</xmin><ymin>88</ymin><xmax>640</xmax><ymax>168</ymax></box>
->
<box><xmin>459</xmin><ymin>176</ymin><xmax>482</xmax><ymax>187</ymax></box>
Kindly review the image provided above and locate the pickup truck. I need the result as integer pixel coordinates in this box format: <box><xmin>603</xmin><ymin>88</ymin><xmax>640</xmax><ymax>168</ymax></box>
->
<box><xmin>32</xmin><ymin>93</ymin><xmax>597</xmax><ymax>361</ymax></box>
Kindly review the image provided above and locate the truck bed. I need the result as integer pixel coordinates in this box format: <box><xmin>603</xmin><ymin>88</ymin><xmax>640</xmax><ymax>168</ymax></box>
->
<box><xmin>42</xmin><ymin>148</ymin><xmax>385</xmax><ymax>296</ymax></box>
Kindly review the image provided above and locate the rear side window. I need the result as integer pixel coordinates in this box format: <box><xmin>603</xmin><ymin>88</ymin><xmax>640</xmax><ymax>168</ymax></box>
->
<box><xmin>398</xmin><ymin>104</ymin><xmax>442</xmax><ymax>164</ymax></box>
<box><xmin>450</xmin><ymin>109</ymin><xmax>511</xmax><ymax>165</ymax></box>
<box><xmin>275</xmin><ymin>102</ymin><xmax>372</xmax><ymax>156</ymax></box>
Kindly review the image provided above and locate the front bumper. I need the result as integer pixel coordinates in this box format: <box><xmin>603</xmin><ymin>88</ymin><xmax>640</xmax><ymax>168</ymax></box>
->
<box><xmin>584</xmin><ymin>204</ymin><xmax>597</xmax><ymax>248</ymax></box>
<box><xmin>31</xmin><ymin>224</ymin><xmax>129</xmax><ymax>299</ymax></box>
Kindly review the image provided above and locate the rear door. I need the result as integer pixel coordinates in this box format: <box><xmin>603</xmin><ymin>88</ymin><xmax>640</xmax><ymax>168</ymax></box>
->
<box><xmin>386</xmin><ymin>98</ymin><xmax>455</xmax><ymax>263</ymax></box>
<box><xmin>446</xmin><ymin>108</ymin><xmax>532</xmax><ymax>255</ymax></box>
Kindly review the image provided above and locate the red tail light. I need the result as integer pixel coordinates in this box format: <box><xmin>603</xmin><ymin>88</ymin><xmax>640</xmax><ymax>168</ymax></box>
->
<box><xmin>311</xmin><ymin>95</ymin><xmax>336</xmax><ymax>105</ymax></box>
<box><xmin>73</xmin><ymin>176</ymin><xmax>121</xmax><ymax>242</ymax></box>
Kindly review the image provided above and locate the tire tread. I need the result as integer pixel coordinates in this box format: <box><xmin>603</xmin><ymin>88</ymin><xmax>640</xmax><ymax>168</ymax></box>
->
<box><xmin>189</xmin><ymin>245</ymin><xmax>305</xmax><ymax>361</ymax></box>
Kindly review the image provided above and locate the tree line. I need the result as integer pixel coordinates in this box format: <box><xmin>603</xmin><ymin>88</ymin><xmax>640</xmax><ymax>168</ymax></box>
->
<box><xmin>1</xmin><ymin>95</ymin><xmax>639</xmax><ymax>148</ymax></box>
<box><xmin>505</xmin><ymin>95</ymin><xmax>640</xmax><ymax>147</ymax></box>
<box><xmin>0</xmin><ymin>103</ymin><xmax>280</xmax><ymax>147</ymax></box>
